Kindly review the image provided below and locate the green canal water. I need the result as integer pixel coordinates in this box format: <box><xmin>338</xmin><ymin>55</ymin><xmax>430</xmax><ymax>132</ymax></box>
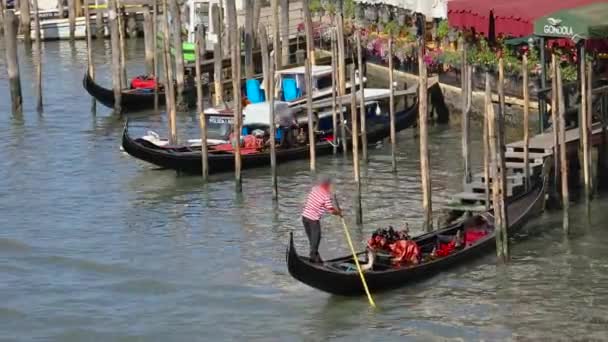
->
<box><xmin>1</xmin><ymin>39</ymin><xmax>608</xmax><ymax>341</ymax></box>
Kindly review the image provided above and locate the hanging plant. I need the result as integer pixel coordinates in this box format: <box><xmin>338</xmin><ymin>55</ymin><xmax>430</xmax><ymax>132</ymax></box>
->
<box><xmin>379</xmin><ymin>5</ymin><xmax>391</xmax><ymax>24</ymax></box>
<box><xmin>355</xmin><ymin>3</ymin><xmax>365</xmax><ymax>22</ymax></box>
<box><xmin>396</xmin><ymin>9</ymin><xmax>408</xmax><ymax>27</ymax></box>
<box><xmin>309</xmin><ymin>0</ymin><xmax>323</xmax><ymax>16</ymax></box>
<box><xmin>364</xmin><ymin>5</ymin><xmax>378</xmax><ymax>23</ymax></box>
<box><xmin>344</xmin><ymin>0</ymin><xmax>355</xmax><ymax>20</ymax></box>
<box><xmin>383</xmin><ymin>20</ymin><xmax>399</xmax><ymax>37</ymax></box>
<box><xmin>436</xmin><ymin>20</ymin><xmax>449</xmax><ymax>41</ymax></box>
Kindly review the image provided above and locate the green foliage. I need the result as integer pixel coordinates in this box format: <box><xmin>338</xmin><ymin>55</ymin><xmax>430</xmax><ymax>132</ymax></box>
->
<box><xmin>383</xmin><ymin>20</ymin><xmax>399</xmax><ymax>36</ymax></box>
<box><xmin>501</xmin><ymin>45</ymin><xmax>521</xmax><ymax>76</ymax></box>
<box><xmin>436</xmin><ymin>20</ymin><xmax>449</xmax><ymax>40</ymax></box>
<box><xmin>467</xmin><ymin>39</ymin><xmax>498</xmax><ymax>72</ymax></box>
<box><xmin>342</xmin><ymin>0</ymin><xmax>355</xmax><ymax>19</ymax></box>
<box><xmin>309</xmin><ymin>0</ymin><xmax>322</xmax><ymax>14</ymax></box>
<box><xmin>561</xmin><ymin>64</ymin><xmax>578</xmax><ymax>82</ymax></box>
<box><xmin>324</xmin><ymin>2</ymin><xmax>336</xmax><ymax>15</ymax></box>
<box><xmin>438</xmin><ymin>50</ymin><xmax>462</xmax><ymax>69</ymax></box>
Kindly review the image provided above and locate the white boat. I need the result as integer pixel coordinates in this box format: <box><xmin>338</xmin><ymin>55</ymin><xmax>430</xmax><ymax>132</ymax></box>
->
<box><xmin>249</xmin><ymin>64</ymin><xmax>365</xmax><ymax>108</ymax></box>
<box><xmin>19</xmin><ymin>12</ymin><xmax>144</xmax><ymax>41</ymax></box>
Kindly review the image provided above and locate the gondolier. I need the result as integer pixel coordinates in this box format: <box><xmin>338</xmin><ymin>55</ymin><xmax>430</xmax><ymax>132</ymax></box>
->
<box><xmin>302</xmin><ymin>176</ymin><xmax>342</xmax><ymax>263</ymax></box>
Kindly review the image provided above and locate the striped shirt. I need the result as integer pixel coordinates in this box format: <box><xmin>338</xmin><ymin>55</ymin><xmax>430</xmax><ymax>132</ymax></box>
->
<box><xmin>302</xmin><ymin>185</ymin><xmax>335</xmax><ymax>221</ymax></box>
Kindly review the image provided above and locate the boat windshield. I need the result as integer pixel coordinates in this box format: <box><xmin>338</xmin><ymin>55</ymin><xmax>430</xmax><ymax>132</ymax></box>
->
<box><xmin>206</xmin><ymin>115</ymin><xmax>233</xmax><ymax>139</ymax></box>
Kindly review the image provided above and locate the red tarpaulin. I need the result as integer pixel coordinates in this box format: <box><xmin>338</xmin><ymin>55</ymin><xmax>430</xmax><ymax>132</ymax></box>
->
<box><xmin>448</xmin><ymin>0</ymin><xmax>603</xmax><ymax>37</ymax></box>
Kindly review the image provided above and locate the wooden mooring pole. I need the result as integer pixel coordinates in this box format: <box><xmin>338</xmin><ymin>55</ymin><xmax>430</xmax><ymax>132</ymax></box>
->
<box><xmin>67</xmin><ymin>0</ymin><xmax>75</xmax><ymax>40</ymax></box>
<box><xmin>143</xmin><ymin>7</ymin><xmax>155</xmax><ymax>74</ymax></box>
<box><xmin>4</xmin><ymin>10</ymin><xmax>22</xmax><ymax>115</ymax></box>
<box><xmin>153</xmin><ymin>1</ymin><xmax>159</xmax><ymax>112</ymax></box>
<box><xmin>20</xmin><ymin>0</ymin><xmax>31</xmax><ymax>44</ymax></box>
<box><xmin>117</xmin><ymin>2</ymin><xmax>127</xmax><ymax>89</ymax></box>
<box><xmin>523</xmin><ymin>54</ymin><xmax>530</xmax><ymax>190</ymax></box>
<box><xmin>351</xmin><ymin>65</ymin><xmax>362</xmax><ymax>224</ymax></box>
<box><xmin>461</xmin><ymin>48</ymin><xmax>471</xmax><ymax>183</ymax></box>
<box><xmin>95</xmin><ymin>2</ymin><xmax>103</xmax><ymax>40</ymax></box>
<box><xmin>195</xmin><ymin>27</ymin><xmax>208</xmax><ymax>181</ymax></box>
<box><xmin>356</xmin><ymin>31</ymin><xmax>367</xmax><ymax>163</ymax></box>
<box><xmin>161</xmin><ymin>0</ymin><xmax>176</xmax><ymax>142</ymax></box>
<box><xmin>302</xmin><ymin>0</ymin><xmax>314</xmax><ymax>65</ymax></box>
<box><xmin>259</xmin><ymin>25</ymin><xmax>270</xmax><ymax>98</ymax></box>
<box><xmin>487</xmin><ymin>80</ymin><xmax>505</xmax><ymax>262</ymax></box>
<box><xmin>305</xmin><ymin>58</ymin><xmax>316</xmax><ymax>172</ymax></box>
<box><xmin>586</xmin><ymin>62</ymin><xmax>594</xmax><ymax>196</ymax></box>
<box><xmin>271</xmin><ymin>0</ymin><xmax>281</xmax><ymax>69</ymax></box>
<box><xmin>580</xmin><ymin>58</ymin><xmax>590</xmax><ymax>210</ymax></box>
<box><xmin>550</xmin><ymin>54</ymin><xmax>560</xmax><ymax>200</ymax></box>
<box><xmin>108</xmin><ymin>0</ymin><xmax>122</xmax><ymax>114</ymax></box>
<box><xmin>280</xmin><ymin>0</ymin><xmax>289</xmax><ymax>65</ymax></box>
<box><xmin>226</xmin><ymin>0</ymin><xmax>242</xmax><ymax>191</ymax></box>
<box><xmin>210</xmin><ymin>3</ymin><xmax>223</xmax><ymax>106</ymax></box>
<box><xmin>557</xmin><ymin>64</ymin><xmax>569</xmax><ymax>233</ymax></box>
<box><xmin>331</xmin><ymin>29</ymin><xmax>338</xmax><ymax>155</ymax></box>
<box><xmin>335</xmin><ymin>1</ymin><xmax>345</xmax><ymax>96</ymax></box>
<box><xmin>483</xmin><ymin>73</ymin><xmax>491</xmax><ymax>209</ymax></box>
<box><xmin>244</xmin><ymin>0</ymin><xmax>254</xmax><ymax>79</ymax></box>
<box><xmin>169</xmin><ymin>0</ymin><xmax>185</xmax><ymax>106</ymax></box>
<box><xmin>0</xmin><ymin>0</ymin><xmax>4</xmax><ymax>37</ymax></box>
<box><xmin>497</xmin><ymin>58</ymin><xmax>509</xmax><ymax>259</ymax></box>
<box><xmin>418</xmin><ymin>41</ymin><xmax>432</xmax><ymax>232</ymax></box>
<box><xmin>388</xmin><ymin>36</ymin><xmax>397</xmax><ymax>172</ymax></box>
<box><xmin>337</xmin><ymin>30</ymin><xmax>347</xmax><ymax>155</ymax></box>
<box><xmin>269</xmin><ymin>59</ymin><xmax>278</xmax><ymax>200</ymax></box>
<box><xmin>33</xmin><ymin>0</ymin><xmax>43</xmax><ymax>112</ymax></box>
<box><xmin>57</xmin><ymin>0</ymin><xmax>64</xmax><ymax>19</ymax></box>
<box><xmin>581</xmin><ymin>61</ymin><xmax>592</xmax><ymax>210</ymax></box>
<box><xmin>233</xmin><ymin>28</ymin><xmax>244</xmax><ymax>192</ymax></box>
<box><xmin>84</xmin><ymin>0</ymin><xmax>95</xmax><ymax>113</ymax></box>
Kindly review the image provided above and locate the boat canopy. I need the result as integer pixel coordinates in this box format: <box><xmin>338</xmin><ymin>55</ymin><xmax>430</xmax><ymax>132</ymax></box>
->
<box><xmin>533</xmin><ymin>2</ymin><xmax>608</xmax><ymax>41</ymax></box>
<box><xmin>276</xmin><ymin>65</ymin><xmax>333</xmax><ymax>77</ymax></box>
<box><xmin>448</xmin><ymin>0</ymin><xmax>600</xmax><ymax>37</ymax></box>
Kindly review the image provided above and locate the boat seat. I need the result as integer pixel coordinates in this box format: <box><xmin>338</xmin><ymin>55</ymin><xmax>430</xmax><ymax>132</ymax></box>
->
<box><xmin>282</xmin><ymin>78</ymin><xmax>301</xmax><ymax>102</ymax></box>
<box><xmin>246</xmin><ymin>79</ymin><xmax>265</xmax><ymax>104</ymax></box>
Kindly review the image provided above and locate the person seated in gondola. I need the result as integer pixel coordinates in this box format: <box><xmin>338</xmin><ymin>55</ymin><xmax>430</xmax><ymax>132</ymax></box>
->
<box><xmin>275</xmin><ymin>109</ymin><xmax>298</xmax><ymax>148</ymax></box>
<box><xmin>367</xmin><ymin>224</ymin><xmax>420</xmax><ymax>266</ymax></box>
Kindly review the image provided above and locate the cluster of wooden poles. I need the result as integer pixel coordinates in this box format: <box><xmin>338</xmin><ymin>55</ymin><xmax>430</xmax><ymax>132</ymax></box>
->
<box><xmin>2</xmin><ymin>4</ymin><xmax>43</xmax><ymax>115</ymax></box>
<box><xmin>459</xmin><ymin>47</ymin><xmax>606</xmax><ymax>261</ymax></box>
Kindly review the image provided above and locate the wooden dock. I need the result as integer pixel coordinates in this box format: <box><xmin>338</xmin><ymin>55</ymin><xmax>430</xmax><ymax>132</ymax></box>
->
<box><xmin>447</xmin><ymin>123</ymin><xmax>605</xmax><ymax>211</ymax></box>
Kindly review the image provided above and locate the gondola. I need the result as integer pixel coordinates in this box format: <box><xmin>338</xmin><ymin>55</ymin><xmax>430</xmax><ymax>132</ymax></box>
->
<box><xmin>286</xmin><ymin>160</ymin><xmax>551</xmax><ymax>296</ymax></box>
<box><xmin>121</xmin><ymin>100</ymin><xmax>419</xmax><ymax>175</ymax></box>
<box><xmin>82</xmin><ymin>72</ymin><xmax>195</xmax><ymax>112</ymax></box>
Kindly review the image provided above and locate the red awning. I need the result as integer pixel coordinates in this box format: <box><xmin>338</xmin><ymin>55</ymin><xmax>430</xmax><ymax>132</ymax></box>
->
<box><xmin>448</xmin><ymin>0</ymin><xmax>603</xmax><ymax>37</ymax></box>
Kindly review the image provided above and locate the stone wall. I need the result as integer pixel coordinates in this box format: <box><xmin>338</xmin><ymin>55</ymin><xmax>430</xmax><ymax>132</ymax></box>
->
<box><xmin>366</xmin><ymin>62</ymin><xmax>542</xmax><ymax>126</ymax></box>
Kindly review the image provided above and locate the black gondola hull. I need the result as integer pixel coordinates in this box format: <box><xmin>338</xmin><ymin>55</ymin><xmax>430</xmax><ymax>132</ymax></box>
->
<box><xmin>121</xmin><ymin>101</ymin><xmax>418</xmax><ymax>174</ymax></box>
<box><xmin>83</xmin><ymin>73</ymin><xmax>195</xmax><ymax>112</ymax></box>
<box><xmin>286</xmin><ymin>168</ymin><xmax>549</xmax><ymax>296</ymax></box>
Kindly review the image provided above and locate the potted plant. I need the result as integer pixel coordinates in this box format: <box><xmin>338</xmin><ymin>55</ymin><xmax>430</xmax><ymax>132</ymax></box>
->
<box><xmin>436</xmin><ymin>20</ymin><xmax>449</xmax><ymax>48</ymax></box>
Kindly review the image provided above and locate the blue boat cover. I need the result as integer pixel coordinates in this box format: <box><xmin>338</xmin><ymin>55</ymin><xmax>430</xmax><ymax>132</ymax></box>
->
<box><xmin>246</xmin><ymin>79</ymin><xmax>265</xmax><ymax>103</ymax></box>
<box><xmin>282</xmin><ymin>78</ymin><xmax>301</xmax><ymax>102</ymax></box>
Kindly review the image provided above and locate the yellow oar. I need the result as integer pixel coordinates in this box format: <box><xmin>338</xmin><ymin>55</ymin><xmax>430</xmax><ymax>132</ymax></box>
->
<box><xmin>334</xmin><ymin>195</ymin><xmax>376</xmax><ymax>308</ymax></box>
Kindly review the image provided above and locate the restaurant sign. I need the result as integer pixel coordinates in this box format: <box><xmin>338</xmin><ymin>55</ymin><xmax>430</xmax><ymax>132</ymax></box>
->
<box><xmin>541</xmin><ymin>17</ymin><xmax>573</xmax><ymax>37</ymax></box>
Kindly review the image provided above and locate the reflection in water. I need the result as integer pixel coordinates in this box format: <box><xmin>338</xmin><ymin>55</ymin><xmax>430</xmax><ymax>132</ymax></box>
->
<box><xmin>0</xmin><ymin>39</ymin><xmax>608</xmax><ymax>341</ymax></box>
